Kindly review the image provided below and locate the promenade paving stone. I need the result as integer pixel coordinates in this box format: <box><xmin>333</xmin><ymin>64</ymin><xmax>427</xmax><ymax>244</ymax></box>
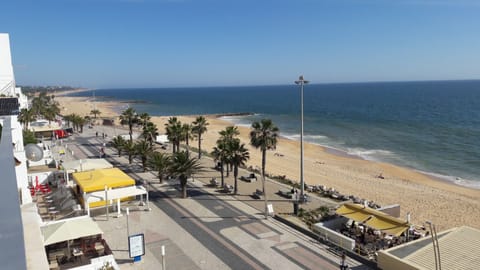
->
<box><xmin>65</xmin><ymin>125</ymin><xmax>371</xmax><ymax>270</ymax></box>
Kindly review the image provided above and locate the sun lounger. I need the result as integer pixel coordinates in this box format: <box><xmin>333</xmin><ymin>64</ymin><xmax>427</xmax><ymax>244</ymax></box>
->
<box><xmin>252</xmin><ymin>189</ymin><xmax>263</xmax><ymax>199</ymax></box>
<box><xmin>277</xmin><ymin>190</ymin><xmax>293</xmax><ymax>199</ymax></box>
<box><xmin>210</xmin><ymin>178</ymin><xmax>219</xmax><ymax>187</ymax></box>
<box><xmin>240</xmin><ymin>173</ymin><xmax>257</xmax><ymax>182</ymax></box>
<box><xmin>223</xmin><ymin>184</ymin><xmax>233</xmax><ymax>193</ymax></box>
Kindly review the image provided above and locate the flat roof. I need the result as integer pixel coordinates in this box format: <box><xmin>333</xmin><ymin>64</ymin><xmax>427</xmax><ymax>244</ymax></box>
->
<box><xmin>62</xmin><ymin>158</ymin><xmax>113</xmax><ymax>172</ymax></box>
<box><xmin>379</xmin><ymin>226</ymin><xmax>480</xmax><ymax>270</ymax></box>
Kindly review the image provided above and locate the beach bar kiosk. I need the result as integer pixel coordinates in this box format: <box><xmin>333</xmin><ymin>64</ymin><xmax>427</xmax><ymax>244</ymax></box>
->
<box><xmin>72</xmin><ymin>168</ymin><xmax>149</xmax><ymax>216</ymax></box>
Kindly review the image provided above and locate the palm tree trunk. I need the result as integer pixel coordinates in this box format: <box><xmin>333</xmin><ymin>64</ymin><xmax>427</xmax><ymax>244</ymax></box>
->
<box><xmin>129</xmin><ymin>124</ymin><xmax>133</xmax><ymax>142</ymax></box>
<box><xmin>234</xmin><ymin>166</ymin><xmax>238</xmax><ymax>194</ymax></box>
<box><xmin>220</xmin><ymin>163</ymin><xmax>225</xmax><ymax>187</ymax></box>
<box><xmin>198</xmin><ymin>133</ymin><xmax>202</xmax><ymax>159</ymax></box>
<box><xmin>158</xmin><ymin>172</ymin><xmax>163</xmax><ymax>183</ymax></box>
<box><xmin>180</xmin><ymin>176</ymin><xmax>187</xmax><ymax>198</ymax></box>
<box><xmin>186</xmin><ymin>137</ymin><xmax>189</xmax><ymax>157</ymax></box>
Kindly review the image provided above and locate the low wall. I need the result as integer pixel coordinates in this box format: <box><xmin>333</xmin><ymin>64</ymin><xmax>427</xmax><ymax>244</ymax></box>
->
<box><xmin>273</xmin><ymin>214</ymin><xmax>379</xmax><ymax>269</ymax></box>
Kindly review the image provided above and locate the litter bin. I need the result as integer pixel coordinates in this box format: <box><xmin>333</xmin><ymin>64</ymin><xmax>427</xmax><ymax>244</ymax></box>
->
<box><xmin>293</xmin><ymin>202</ymin><xmax>299</xmax><ymax>216</ymax></box>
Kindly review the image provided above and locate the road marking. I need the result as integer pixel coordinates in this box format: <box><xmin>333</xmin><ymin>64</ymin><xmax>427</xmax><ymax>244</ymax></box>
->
<box><xmin>164</xmin><ymin>198</ymin><xmax>265</xmax><ymax>270</ymax></box>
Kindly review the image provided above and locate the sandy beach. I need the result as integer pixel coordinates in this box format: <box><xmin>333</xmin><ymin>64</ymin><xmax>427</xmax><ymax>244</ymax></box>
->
<box><xmin>55</xmin><ymin>94</ymin><xmax>480</xmax><ymax>231</ymax></box>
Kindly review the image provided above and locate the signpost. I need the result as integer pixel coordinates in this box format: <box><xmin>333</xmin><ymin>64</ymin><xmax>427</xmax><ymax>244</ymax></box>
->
<box><xmin>128</xmin><ymin>233</ymin><xmax>145</xmax><ymax>262</ymax></box>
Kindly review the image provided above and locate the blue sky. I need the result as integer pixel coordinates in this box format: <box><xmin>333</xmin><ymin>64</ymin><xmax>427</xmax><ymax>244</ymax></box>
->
<box><xmin>2</xmin><ymin>0</ymin><xmax>480</xmax><ymax>88</ymax></box>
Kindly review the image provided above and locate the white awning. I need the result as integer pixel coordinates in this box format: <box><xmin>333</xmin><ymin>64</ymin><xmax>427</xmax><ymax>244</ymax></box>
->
<box><xmin>41</xmin><ymin>217</ymin><xmax>103</xmax><ymax>246</ymax></box>
<box><xmin>156</xmin><ymin>134</ymin><xmax>169</xmax><ymax>144</ymax></box>
<box><xmin>85</xmin><ymin>185</ymin><xmax>147</xmax><ymax>203</ymax></box>
<box><xmin>62</xmin><ymin>158</ymin><xmax>113</xmax><ymax>172</ymax></box>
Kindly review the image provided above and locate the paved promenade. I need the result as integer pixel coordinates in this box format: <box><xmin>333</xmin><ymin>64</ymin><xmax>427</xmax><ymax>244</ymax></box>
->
<box><xmin>61</xmin><ymin>126</ymin><xmax>371</xmax><ymax>270</ymax></box>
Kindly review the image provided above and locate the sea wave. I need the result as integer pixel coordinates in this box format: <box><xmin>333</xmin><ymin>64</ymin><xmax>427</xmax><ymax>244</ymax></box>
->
<box><xmin>219</xmin><ymin>116</ymin><xmax>252</xmax><ymax>127</ymax></box>
<box><xmin>415</xmin><ymin>171</ymin><xmax>480</xmax><ymax>189</ymax></box>
<box><xmin>283</xmin><ymin>134</ymin><xmax>329</xmax><ymax>140</ymax></box>
<box><xmin>346</xmin><ymin>148</ymin><xmax>396</xmax><ymax>161</ymax></box>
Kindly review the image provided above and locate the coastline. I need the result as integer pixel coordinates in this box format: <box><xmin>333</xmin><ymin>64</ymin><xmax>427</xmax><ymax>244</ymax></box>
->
<box><xmin>54</xmin><ymin>92</ymin><xmax>480</xmax><ymax>230</ymax></box>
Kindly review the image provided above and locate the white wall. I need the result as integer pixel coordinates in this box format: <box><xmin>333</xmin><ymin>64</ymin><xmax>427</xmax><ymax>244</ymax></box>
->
<box><xmin>0</xmin><ymin>117</ymin><xmax>27</xmax><ymax>269</ymax></box>
<box><xmin>0</xmin><ymin>33</ymin><xmax>15</xmax><ymax>96</ymax></box>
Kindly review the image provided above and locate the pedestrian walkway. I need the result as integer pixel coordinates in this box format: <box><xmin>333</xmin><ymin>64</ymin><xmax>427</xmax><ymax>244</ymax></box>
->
<box><xmin>67</xmin><ymin>125</ymin><xmax>371</xmax><ymax>270</ymax></box>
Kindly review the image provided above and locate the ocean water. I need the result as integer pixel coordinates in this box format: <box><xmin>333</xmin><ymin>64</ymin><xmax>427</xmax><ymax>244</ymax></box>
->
<box><xmin>68</xmin><ymin>80</ymin><xmax>480</xmax><ymax>188</ymax></box>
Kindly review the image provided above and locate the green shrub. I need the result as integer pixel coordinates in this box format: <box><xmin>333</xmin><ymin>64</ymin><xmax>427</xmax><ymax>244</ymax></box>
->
<box><xmin>23</xmin><ymin>130</ymin><xmax>37</xmax><ymax>145</ymax></box>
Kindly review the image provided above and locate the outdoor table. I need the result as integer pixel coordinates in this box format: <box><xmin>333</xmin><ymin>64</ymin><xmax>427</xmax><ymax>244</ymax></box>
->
<box><xmin>49</xmin><ymin>210</ymin><xmax>59</xmax><ymax>220</ymax></box>
<box><xmin>49</xmin><ymin>250</ymin><xmax>64</xmax><ymax>261</ymax></box>
<box><xmin>72</xmin><ymin>248</ymin><xmax>83</xmax><ymax>262</ymax></box>
<box><xmin>94</xmin><ymin>242</ymin><xmax>105</xmax><ymax>255</ymax></box>
<box><xmin>48</xmin><ymin>260</ymin><xmax>58</xmax><ymax>270</ymax></box>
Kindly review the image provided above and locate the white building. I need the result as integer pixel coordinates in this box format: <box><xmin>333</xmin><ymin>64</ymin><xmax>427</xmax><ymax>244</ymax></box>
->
<box><xmin>0</xmin><ymin>33</ymin><xmax>37</xmax><ymax>270</ymax></box>
<box><xmin>1</xmin><ymin>33</ymin><xmax>118</xmax><ymax>270</ymax></box>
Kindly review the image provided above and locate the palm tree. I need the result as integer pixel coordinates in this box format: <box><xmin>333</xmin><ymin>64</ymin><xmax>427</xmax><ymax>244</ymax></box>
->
<box><xmin>192</xmin><ymin>116</ymin><xmax>209</xmax><ymax>159</ymax></box>
<box><xmin>142</xmin><ymin>121</ymin><xmax>159</xmax><ymax>147</ymax></box>
<box><xmin>229</xmin><ymin>139</ymin><xmax>250</xmax><ymax>194</ymax></box>
<box><xmin>43</xmin><ymin>105</ymin><xmax>59</xmax><ymax>125</ymax></box>
<box><xmin>182</xmin><ymin>123</ymin><xmax>193</xmax><ymax>157</ymax></box>
<box><xmin>170</xmin><ymin>151</ymin><xmax>202</xmax><ymax>198</ymax></box>
<box><xmin>148</xmin><ymin>152</ymin><xmax>171</xmax><ymax>183</ymax></box>
<box><xmin>31</xmin><ymin>92</ymin><xmax>52</xmax><ymax>117</ymax></box>
<box><xmin>69</xmin><ymin>114</ymin><xmax>86</xmax><ymax>133</ymax></box>
<box><xmin>218</xmin><ymin>126</ymin><xmax>239</xmax><ymax>177</ymax></box>
<box><xmin>63</xmin><ymin>114</ymin><xmax>73</xmax><ymax>127</ymax></box>
<box><xmin>165</xmin><ymin>117</ymin><xmax>182</xmax><ymax>153</ymax></box>
<box><xmin>67</xmin><ymin>114</ymin><xmax>79</xmax><ymax>131</ymax></box>
<box><xmin>250</xmin><ymin>119</ymin><xmax>279</xmax><ymax>218</ymax></box>
<box><xmin>119</xmin><ymin>107</ymin><xmax>138</xmax><ymax>142</ymax></box>
<box><xmin>18</xmin><ymin>108</ymin><xmax>36</xmax><ymax>131</ymax></box>
<box><xmin>31</xmin><ymin>94</ymin><xmax>45</xmax><ymax>117</ymax></box>
<box><xmin>78</xmin><ymin>116</ymin><xmax>87</xmax><ymax>133</ymax></box>
<box><xmin>123</xmin><ymin>140</ymin><xmax>137</xmax><ymax>164</ymax></box>
<box><xmin>219</xmin><ymin>126</ymin><xmax>240</xmax><ymax>141</ymax></box>
<box><xmin>139</xmin><ymin>113</ymin><xmax>151</xmax><ymax>129</ymax></box>
<box><xmin>90</xmin><ymin>109</ymin><xmax>101</xmax><ymax>119</ymax></box>
<box><xmin>111</xmin><ymin>135</ymin><xmax>126</xmax><ymax>156</ymax></box>
<box><xmin>211</xmin><ymin>142</ymin><xmax>229</xmax><ymax>187</ymax></box>
<box><xmin>136</xmin><ymin>140</ymin><xmax>153</xmax><ymax>172</ymax></box>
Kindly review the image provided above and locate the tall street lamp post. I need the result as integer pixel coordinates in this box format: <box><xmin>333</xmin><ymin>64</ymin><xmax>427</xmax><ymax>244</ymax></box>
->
<box><xmin>295</xmin><ymin>75</ymin><xmax>309</xmax><ymax>202</ymax></box>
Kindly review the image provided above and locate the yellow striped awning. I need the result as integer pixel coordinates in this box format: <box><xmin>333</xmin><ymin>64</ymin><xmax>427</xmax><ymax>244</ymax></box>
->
<box><xmin>336</xmin><ymin>203</ymin><xmax>410</xmax><ymax>236</ymax></box>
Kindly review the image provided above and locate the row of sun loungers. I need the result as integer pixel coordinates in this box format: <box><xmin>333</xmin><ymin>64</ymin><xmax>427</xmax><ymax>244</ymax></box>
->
<box><xmin>300</xmin><ymin>184</ymin><xmax>381</xmax><ymax>209</ymax></box>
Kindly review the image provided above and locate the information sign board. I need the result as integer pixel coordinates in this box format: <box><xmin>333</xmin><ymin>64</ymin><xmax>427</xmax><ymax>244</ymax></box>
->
<box><xmin>128</xmin><ymin>233</ymin><xmax>145</xmax><ymax>258</ymax></box>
